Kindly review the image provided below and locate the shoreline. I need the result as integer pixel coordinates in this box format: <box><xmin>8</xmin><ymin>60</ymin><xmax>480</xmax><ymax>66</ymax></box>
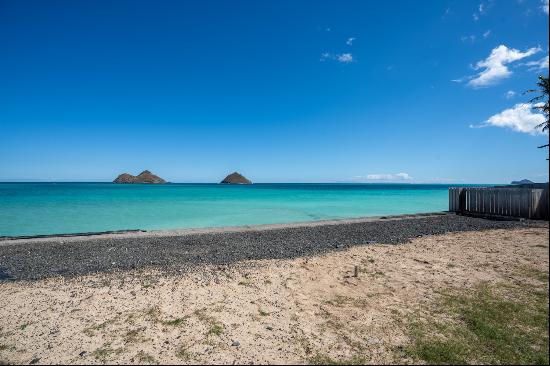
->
<box><xmin>0</xmin><ymin>213</ymin><xmax>546</xmax><ymax>282</ymax></box>
<box><xmin>0</xmin><ymin>211</ymin><xmax>451</xmax><ymax>243</ymax></box>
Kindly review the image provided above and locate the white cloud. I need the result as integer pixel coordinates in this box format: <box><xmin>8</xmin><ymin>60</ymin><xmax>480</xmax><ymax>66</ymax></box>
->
<box><xmin>320</xmin><ymin>52</ymin><xmax>355</xmax><ymax>63</ymax></box>
<box><xmin>525</xmin><ymin>55</ymin><xmax>549</xmax><ymax>72</ymax></box>
<box><xmin>346</xmin><ymin>37</ymin><xmax>356</xmax><ymax>46</ymax></box>
<box><xmin>353</xmin><ymin>173</ymin><xmax>413</xmax><ymax>182</ymax></box>
<box><xmin>483</xmin><ymin>30</ymin><xmax>491</xmax><ymax>38</ymax></box>
<box><xmin>467</xmin><ymin>45</ymin><xmax>541</xmax><ymax>87</ymax></box>
<box><xmin>542</xmin><ymin>0</ymin><xmax>549</xmax><ymax>14</ymax></box>
<box><xmin>473</xmin><ymin>103</ymin><xmax>546</xmax><ymax>135</ymax></box>
<box><xmin>506</xmin><ymin>90</ymin><xmax>516</xmax><ymax>99</ymax></box>
<box><xmin>337</xmin><ymin>53</ymin><xmax>354</xmax><ymax>63</ymax></box>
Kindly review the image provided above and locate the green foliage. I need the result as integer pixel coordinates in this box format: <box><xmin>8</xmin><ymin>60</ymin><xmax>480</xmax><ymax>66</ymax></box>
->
<box><xmin>404</xmin><ymin>275</ymin><xmax>549</xmax><ymax>365</ymax></box>
<box><xmin>526</xmin><ymin>75</ymin><xmax>549</xmax><ymax>150</ymax></box>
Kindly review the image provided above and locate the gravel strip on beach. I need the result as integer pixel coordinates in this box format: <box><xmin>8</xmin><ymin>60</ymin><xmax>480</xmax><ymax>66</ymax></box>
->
<box><xmin>0</xmin><ymin>213</ymin><xmax>547</xmax><ymax>282</ymax></box>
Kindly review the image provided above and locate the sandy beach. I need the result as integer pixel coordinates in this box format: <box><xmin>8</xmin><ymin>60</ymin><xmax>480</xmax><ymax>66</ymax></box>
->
<box><xmin>0</xmin><ymin>215</ymin><xmax>548</xmax><ymax>365</ymax></box>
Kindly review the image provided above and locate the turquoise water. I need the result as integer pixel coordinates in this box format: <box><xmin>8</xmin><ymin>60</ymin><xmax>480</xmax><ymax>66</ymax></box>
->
<box><xmin>0</xmin><ymin>183</ymin><xmax>478</xmax><ymax>237</ymax></box>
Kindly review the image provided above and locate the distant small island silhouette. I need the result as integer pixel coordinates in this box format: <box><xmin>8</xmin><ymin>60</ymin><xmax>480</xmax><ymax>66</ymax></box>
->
<box><xmin>511</xmin><ymin>179</ymin><xmax>534</xmax><ymax>185</ymax></box>
<box><xmin>113</xmin><ymin>170</ymin><xmax>166</xmax><ymax>184</ymax></box>
<box><xmin>220</xmin><ymin>172</ymin><xmax>252</xmax><ymax>184</ymax></box>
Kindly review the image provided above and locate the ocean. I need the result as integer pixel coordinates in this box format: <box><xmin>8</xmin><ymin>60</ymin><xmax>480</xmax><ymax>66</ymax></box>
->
<box><xmin>0</xmin><ymin>183</ymin><xmax>480</xmax><ymax>237</ymax></box>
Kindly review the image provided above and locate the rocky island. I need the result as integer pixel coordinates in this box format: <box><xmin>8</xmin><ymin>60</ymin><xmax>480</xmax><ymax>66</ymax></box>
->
<box><xmin>113</xmin><ymin>170</ymin><xmax>167</xmax><ymax>184</ymax></box>
<box><xmin>511</xmin><ymin>179</ymin><xmax>534</xmax><ymax>185</ymax></box>
<box><xmin>220</xmin><ymin>172</ymin><xmax>252</xmax><ymax>184</ymax></box>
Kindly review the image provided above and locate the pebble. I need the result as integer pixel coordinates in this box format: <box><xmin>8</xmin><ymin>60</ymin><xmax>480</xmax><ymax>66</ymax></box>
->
<box><xmin>0</xmin><ymin>214</ymin><xmax>544</xmax><ymax>281</ymax></box>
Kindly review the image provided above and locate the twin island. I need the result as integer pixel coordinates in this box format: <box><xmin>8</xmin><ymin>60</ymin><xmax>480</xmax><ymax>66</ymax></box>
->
<box><xmin>113</xmin><ymin>171</ymin><xmax>252</xmax><ymax>184</ymax></box>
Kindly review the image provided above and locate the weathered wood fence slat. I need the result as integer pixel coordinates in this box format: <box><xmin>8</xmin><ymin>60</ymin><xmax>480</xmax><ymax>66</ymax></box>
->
<box><xmin>449</xmin><ymin>187</ymin><xmax>549</xmax><ymax>220</ymax></box>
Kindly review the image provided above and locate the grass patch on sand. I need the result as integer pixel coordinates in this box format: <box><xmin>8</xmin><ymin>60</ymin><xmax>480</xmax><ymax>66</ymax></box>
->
<box><xmin>83</xmin><ymin>317</ymin><xmax>119</xmax><ymax>337</ymax></box>
<box><xmin>309</xmin><ymin>353</ymin><xmax>366</xmax><ymax>365</ymax></box>
<box><xmin>194</xmin><ymin>309</ymin><xmax>224</xmax><ymax>337</ymax></box>
<box><xmin>175</xmin><ymin>346</ymin><xmax>194</xmax><ymax>361</ymax></box>
<box><xmin>92</xmin><ymin>342</ymin><xmax>124</xmax><ymax>362</ymax></box>
<box><xmin>162</xmin><ymin>317</ymin><xmax>187</xmax><ymax>326</ymax></box>
<box><xmin>207</xmin><ymin>323</ymin><xmax>224</xmax><ymax>336</ymax></box>
<box><xmin>403</xmin><ymin>268</ymin><xmax>549</xmax><ymax>365</ymax></box>
<box><xmin>136</xmin><ymin>350</ymin><xmax>156</xmax><ymax>364</ymax></box>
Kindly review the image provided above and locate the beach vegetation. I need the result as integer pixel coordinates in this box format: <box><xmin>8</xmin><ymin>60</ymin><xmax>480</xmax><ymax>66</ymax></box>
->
<box><xmin>144</xmin><ymin>306</ymin><xmax>188</xmax><ymax>327</ymax></box>
<box><xmin>162</xmin><ymin>317</ymin><xmax>188</xmax><ymax>326</ymax></box>
<box><xmin>83</xmin><ymin>317</ymin><xmax>119</xmax><ymax>337</ymax></box>
<box><xmin>309</xmin><ymin>353</ymin><xmax>367</xmax><ymax>365</ymax></box>
<box><xmin>136</xmin><ymin>350</ymin><xmax>156</xmax><ymax>364</ymax></box>
<box><xmin>175</xmin><ymin>346</ymin><xmax>194</xmax><ymax>361</ymax></box>
<box><xmin>124</xmin><ymin>327</ymin><xmax>148</xmax><ymax>344</ymax></box>
<box><xmin>207</xmin><ymin>323</ymin><xmax>224</xmax><ymax>336</ymax></box>
<box><xmin>526</xmin><ymin>75</ymin><xmax>549</xmax><ymax>152</ymax></box>
<box><xmin>194</xmin><ymin>309</ymin><xmax>224</xmax><ymax>336</ymax></box>
<box><xmin>403</xmin><ymin>271</ymin><xmax>549</xmax><ymax>364</ymax></box>
<box><xmin>92</xmin><ymin>342</ymin><xmax>124</xmax><ymax>362</ymax></box>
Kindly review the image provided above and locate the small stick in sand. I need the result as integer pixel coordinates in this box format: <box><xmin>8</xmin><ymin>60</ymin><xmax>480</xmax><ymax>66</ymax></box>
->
<box><xmin>353</xmin><ymin>265</ymin><xmax>359</xmax><ymax>277</ymax></box>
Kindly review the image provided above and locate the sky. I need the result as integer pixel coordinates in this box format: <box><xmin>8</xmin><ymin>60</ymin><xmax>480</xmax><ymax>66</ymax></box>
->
<box><xmin>0</xmin><ymin>0</ymin><xmax>549</xmax><ymax>183</ymax></box>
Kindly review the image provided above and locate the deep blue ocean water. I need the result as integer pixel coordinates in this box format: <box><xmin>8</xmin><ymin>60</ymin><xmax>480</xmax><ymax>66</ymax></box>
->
<box><xmin>0</xmin><ymin>183</ymin><xmax>482</xmax><ymax>237</ymax></box>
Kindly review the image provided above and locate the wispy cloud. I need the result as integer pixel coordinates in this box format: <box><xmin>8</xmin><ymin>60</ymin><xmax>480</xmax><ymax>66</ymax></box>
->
<box><xmin>466</xmin><ymin>45</ymin><xmax>541</xmax><ymax>87</ymax></box>
<box><xmin>346</xmin><ymin>37</ymin><xmax>356</xmax><ymax>46</ymax></box>
<box><xmin>461</xmin><ymin>35</ymin><xmax>477</xmax><ymax>43</ymax></box>
<box><xmin>525</xmin><ymin>55</ymin><xmax>549</xmax><ymax>72</ymax></box>
<box><xmin>337</xmin><ymin>53</ymin><xmax>354</xmax><ymax>63</ymax></box>
<box><xmin>542</xmin><ymin>0</ymin><xmax>549</xmax><ymax>14</ymax></box>
<box><xmin>473</xmin><ymin>2</ymin><xmax>486</xmax><ymax>21</ymax></box>
<box><xmin>321</xmin><ymin>52</ymin><xmax>355</xmax><ymax>63</ymax></box>
<box><xmin>471</xmin><ymin>103</ymin><xmax>546</xmax><ymax>135</ymax></box>
<box><xmin>483</xmin><ymin>30</ymin><xmax>491</xmax><ymax>38</ymax></box>
<box><xmin>506</xmin><ymin>90</ymin><xmax>516</xmax><ymax>99</ymax></box>
<box><xmin>352</xmin><ymin>172</ymin><xmax>413</xmax><ymax>182</ymax></box>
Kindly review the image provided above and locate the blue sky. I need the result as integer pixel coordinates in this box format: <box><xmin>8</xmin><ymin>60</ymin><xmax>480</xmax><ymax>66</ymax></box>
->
<box><xmin>1</xmin><ymin>0</ymin><xmax>548</xmax><ymax>183</ymax></box>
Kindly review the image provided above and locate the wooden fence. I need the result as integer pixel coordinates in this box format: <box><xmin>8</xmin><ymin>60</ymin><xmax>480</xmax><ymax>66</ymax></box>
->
<box><xmin>449</xmin><ymin>187</ymin><xmax>549</xmax><ymax>220</ymax></box>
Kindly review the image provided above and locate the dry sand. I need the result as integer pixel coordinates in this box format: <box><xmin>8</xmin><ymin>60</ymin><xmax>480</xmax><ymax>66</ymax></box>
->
<box><xmin>0</xmin><ymin>227</ymin><xmax>548</xmax><ymax>365</ymax></box>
